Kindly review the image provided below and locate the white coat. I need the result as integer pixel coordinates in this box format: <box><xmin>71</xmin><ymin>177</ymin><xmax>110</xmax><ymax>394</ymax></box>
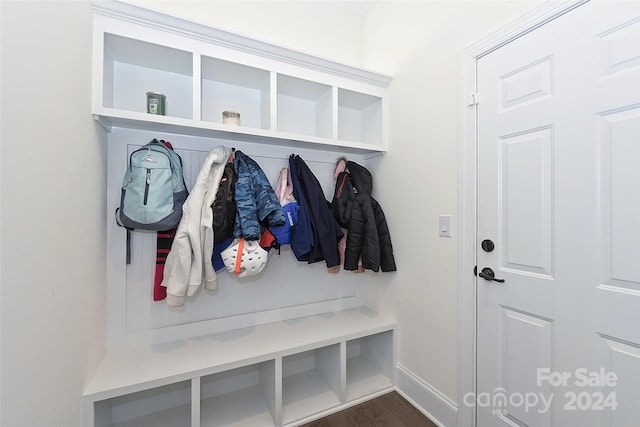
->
<box><xmin>162</xmin><ymin>145</ymin><xmax>232</xmax><ymax>307</ymax></box>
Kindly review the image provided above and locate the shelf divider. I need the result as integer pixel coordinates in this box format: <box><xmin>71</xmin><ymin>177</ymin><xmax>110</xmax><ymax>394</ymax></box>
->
<box><xmin>331</xmin><ymin>86</ymin><xmax>339</xmax><ymax>141</ymax></box>
<box><xmin>274</xmin><ymin>356</ymin><xmax>283</xmax><ymax>426</ymax></box>
<box><xmin>192</xmin><ymin>53</ymin><xmax>202</xmax><ymax>122</ymax></box>
<box><xmin>339</xmin><ymin>341</ymin><xmax>347</xmax><ymax>403</ymax></box>
<box><xmin>270</xmin><ymin>72</ymin><xmax>278</xmax><ymax>132</ymax></box>
<box><xmin>191</xmin><ymin>377</ymin><xmax>200</xmax><ymax>427</ymax></box>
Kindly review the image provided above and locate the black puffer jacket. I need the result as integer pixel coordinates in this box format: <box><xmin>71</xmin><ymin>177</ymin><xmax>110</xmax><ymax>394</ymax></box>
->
<box><xmin>333</xmin><ymin>161</ymin><xmax>396</xmax><ymax>272</ymax></box>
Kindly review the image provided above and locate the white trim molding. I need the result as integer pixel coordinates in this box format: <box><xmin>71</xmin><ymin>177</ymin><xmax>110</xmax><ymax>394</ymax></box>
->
<box><xmin>94</xmin><ymin>0</ymin><xmax>392</xmax><ymax>88</ymax></box>
<box><xmin>396</xmin><ymin>363</ymin><xmax>457</xmax><ymax>427</ymax></box>
<box><xmin>458</xmin><ymin>2</ymin><xmax>588</xmax><ymax>427</ymax></box>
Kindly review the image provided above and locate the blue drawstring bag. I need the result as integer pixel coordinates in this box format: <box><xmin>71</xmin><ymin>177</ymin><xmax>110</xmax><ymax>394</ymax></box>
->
<box><xmin>269</xmin><ymin>167</ymin><xmax>298</xmax><ymax>245</ymax></box>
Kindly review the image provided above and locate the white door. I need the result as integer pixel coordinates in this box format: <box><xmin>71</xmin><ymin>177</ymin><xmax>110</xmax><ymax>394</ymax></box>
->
<box><xmin>476</xmin><ymin>1</ymin><xmax>640</xmax><ymax>426</ymax></box>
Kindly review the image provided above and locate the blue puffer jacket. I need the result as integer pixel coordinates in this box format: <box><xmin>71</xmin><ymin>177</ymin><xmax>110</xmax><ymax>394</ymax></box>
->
<box><xmin>233</xmin><ymin>150</ymin><xmax>285</xmax><ymax>240</ymax></box>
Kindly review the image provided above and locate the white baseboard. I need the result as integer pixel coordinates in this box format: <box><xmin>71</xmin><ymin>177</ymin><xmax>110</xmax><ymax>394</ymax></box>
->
<box><xmin>396</xmin><ymin>363</ymin><xmax>458</xmax><ymax>427</ymax></box>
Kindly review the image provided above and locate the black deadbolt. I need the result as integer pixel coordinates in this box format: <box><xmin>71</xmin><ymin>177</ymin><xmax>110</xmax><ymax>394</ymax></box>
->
<box><xmin>481</xmin><ymin>239</ymin><xmax>495</xmax><ymax>252</ymax></box>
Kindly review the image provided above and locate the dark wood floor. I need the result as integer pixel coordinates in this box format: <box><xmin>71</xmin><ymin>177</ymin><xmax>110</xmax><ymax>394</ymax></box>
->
<box><xmin>299</xmin><ymin>391</ymin><xmax>438</xmax><ymax>427</ymax></box>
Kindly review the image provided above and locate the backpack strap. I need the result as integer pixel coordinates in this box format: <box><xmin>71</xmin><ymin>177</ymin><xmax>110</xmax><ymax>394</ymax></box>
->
<box><xmin>126</xmin><ymin>229</ymin><xmax>132</xmax><ymax>264</ymax></box>
<box><xmin>115</xmin><ymin>207</ymin><xmax>131</xmax><ymax>265</ymax></box>
<box><xmin>115</xmin><ymin>207</ymin><xmax>133</xmax><ymax>264</ymax></box>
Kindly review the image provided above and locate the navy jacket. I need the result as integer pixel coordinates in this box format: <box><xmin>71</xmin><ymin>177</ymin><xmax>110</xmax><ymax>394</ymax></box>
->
<box><xmin>288</xmin><ymin>155</ymin><xmax>314</xmax><ymax>261</ymax></box>
<box><xmin>290</xmin><ymin>155</ymin><xmax>343</xmax><ymax>268</ymax></box>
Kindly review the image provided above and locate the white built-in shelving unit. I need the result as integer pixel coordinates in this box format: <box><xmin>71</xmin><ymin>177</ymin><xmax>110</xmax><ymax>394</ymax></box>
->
<box><xmin>87</xmin><ymin>2</ymin><xmax>395</xmax><ymax>426</ymax></box>
<box><xmin>93</xmin><ymin>2</ymin><xmax>390</xmax><ymax>154</ymax></box>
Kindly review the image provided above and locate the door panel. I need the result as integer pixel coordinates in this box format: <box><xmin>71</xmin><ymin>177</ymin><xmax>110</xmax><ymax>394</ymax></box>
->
<box><xmin>600</xmin><ymin>336</ymin><xmax>640</xmax><ymax>425</ymax></box>
<box><xmin>501</xmin><ymin>127</ymin><xmax>554</xmax><ymax>277</ymax></box>
<box><xmin>502</xmin><ymin>307</ymin><xmax>553</xmax><ymax>427</ymax></box>
<box><xmin>476</xmin><ymin>1</ymin><xmax>640</xmax><ymax>426</ymax></box>
<box><xmin>499</xmin><ymin>56</ymin><xmax>553</xmax><ymax>111</ymax></box>
<box><xmin>600</xmin><ymin>108</ymin><xmax>640</xmax><ymax>286</ymax></box>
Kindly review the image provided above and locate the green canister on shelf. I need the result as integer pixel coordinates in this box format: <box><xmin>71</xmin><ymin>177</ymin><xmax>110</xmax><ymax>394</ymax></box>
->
<box><xmin>146</xmin><ymin>91</ymin><xmax>166</xmax><ymax>115</ymax></box>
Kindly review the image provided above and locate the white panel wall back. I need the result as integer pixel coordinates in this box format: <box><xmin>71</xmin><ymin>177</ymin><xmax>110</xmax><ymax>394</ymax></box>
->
<box><xmin>107</xmin><ymin>127</ymin><xmax>367</xmax><ymax>351</ymax></box>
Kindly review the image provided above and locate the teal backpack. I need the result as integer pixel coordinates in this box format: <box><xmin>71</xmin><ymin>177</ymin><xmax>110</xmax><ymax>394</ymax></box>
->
<box><xmin>117</xmin><ymin>139</ymin><xmax>187</xmax><ymax>261</ymax></box>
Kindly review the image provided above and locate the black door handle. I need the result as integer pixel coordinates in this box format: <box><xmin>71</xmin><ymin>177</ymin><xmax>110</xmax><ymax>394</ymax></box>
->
<box><xmin>478</xmin><ymin>267</ymin><xmax>505</xmax><ymax>283</ymax></box>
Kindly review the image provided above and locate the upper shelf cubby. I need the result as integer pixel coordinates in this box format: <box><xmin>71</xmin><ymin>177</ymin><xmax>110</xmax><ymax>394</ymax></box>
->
<box><xmin>277</xmin><ymin>74</ymin><xmax>333</xmax><ymax>139</ymax></box>
<box><xmin>102</xmin><ymin>34</ymin><xmax>193</xmax><ymax>120</ymax></box>
<box><xmin>201</xmin><ymin>57</ymin><xmax>271</xmax><ymax>130</ymax></box>
<box><xmin>93</xmin><ymin>2</ymin><xmax>391</xmax><ymax>154</ymax></box>
<box><xmin>338</xmin><ymin>89</ymin><xmax>383</xmax><ymax>146</ymax></box>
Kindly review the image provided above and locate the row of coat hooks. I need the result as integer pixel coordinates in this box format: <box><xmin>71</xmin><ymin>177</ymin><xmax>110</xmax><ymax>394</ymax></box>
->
<box><xmin>120</xmin><ymin>139</ymin><xmax>396</xmax><ymax>306</ymax></box>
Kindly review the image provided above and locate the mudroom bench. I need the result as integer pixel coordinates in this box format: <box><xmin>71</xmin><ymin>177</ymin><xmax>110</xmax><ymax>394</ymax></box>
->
<box><xmin>83</xmin><ymin>308</ymin><xmax>396</xmax><ymax>427</ymax></box>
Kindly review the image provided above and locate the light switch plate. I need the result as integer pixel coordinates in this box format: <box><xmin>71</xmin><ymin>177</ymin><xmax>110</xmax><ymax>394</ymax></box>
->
<box><xmin>439</xmin><ymin>215</ymin><xmax>451</xmax><ymax>237</ymax></box>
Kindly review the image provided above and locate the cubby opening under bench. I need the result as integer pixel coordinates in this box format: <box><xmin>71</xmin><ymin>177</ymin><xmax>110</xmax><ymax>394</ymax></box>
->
<box><xmin>83</xmin><ymin>308</ymin><xmax>396</xmax><ymax>427</ymax></box>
